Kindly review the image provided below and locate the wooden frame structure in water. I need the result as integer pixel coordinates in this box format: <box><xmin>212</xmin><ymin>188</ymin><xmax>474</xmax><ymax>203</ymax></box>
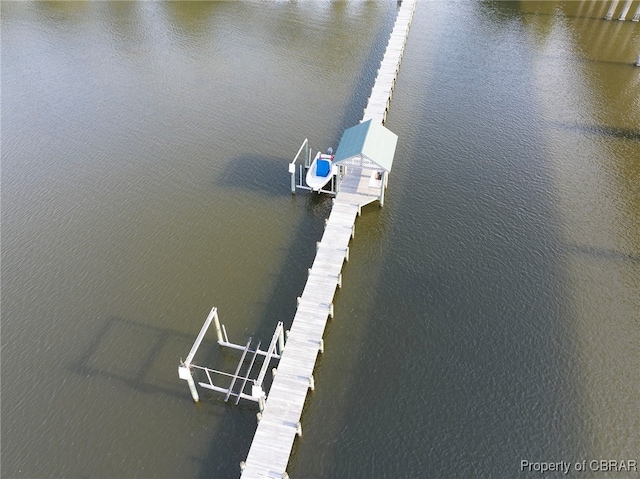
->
<box><xmin>178</xmin><ymin>307</ymin><xmax>284</xmax><ymax>410</ymax></box>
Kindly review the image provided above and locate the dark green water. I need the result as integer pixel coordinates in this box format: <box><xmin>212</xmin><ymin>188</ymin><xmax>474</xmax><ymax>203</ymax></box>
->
<box><xmin>2</xmin><ymin>1</ymin><xmax>639</xmax><ymax>478</ymax></box>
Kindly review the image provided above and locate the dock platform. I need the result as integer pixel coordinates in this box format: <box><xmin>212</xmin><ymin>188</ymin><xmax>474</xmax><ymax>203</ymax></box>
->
<box><xmin>240</xmin><ymin>1</ymin><xmax>416</xmax><ymax>477</ymax></box>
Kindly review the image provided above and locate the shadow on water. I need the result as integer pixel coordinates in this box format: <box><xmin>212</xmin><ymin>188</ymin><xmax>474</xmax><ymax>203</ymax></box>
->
<box><xmin>74</xmin><ymin>3</ymin><xmax>403</xmax><ymax>476</ymax></box>
<box><xmin>72</xmin><ymin>313</ymin><xmax>293</xmax><ymax>474</ymax></box>
<box><xmin>215</xmin><ymin>154</ymin><xmax>294</xmax><ymax>199</ymax></box>
<box><xmin>577</xmin><ymin>58</ymin><xmax>640</xmax><ymax>67</ymax></box>
<box><xmin>65</xmin><ymin>3</ymin><xmax>395</xmax><ymax>478</ymax></box>
<box><xmin>548</xmin><ymin>121</ymin><xmax>640</xmax><ymax>143</ymax></box>
<box><xmin>564</xmin><ymin>243</ymin><xmax>640</xmax><ymax>264</ymax></box>
<box><xmin>537</xmin><ymin>53</ymin><xmax>640</xmax><ymax>67</ymax></box>
<box><xmin>73</xmin><ymin>311</ymin><xmax>317</xmax><ymax>406</ymax></box>
<box><xmin>71</xmin><ymin>316</ymin><xmax>214</xmax><ymax>399</ymax></box>
<box><xmin>480</xmin><ymin>0</ymin><xmax>613</xmax><ymax>22</ymax></box>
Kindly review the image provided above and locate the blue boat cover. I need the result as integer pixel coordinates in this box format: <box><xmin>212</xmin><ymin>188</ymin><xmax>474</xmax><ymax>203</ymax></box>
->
<box><xmin>316</xmin><ymin>159</ymin><xmax>331</xmax><ymax>177</ymax></box>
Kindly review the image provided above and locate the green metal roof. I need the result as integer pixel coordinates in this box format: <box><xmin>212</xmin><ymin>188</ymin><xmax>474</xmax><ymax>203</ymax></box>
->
<box><xmin>332</xmin><ymin>119</ymin><xmax>398</xmax><ymax>172</ymax></box>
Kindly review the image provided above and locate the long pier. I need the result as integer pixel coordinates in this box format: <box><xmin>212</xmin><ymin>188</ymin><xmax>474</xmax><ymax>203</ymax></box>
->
<box><xmin>240</xmin><ymin>1</ymin><xmax>417</xmax><ymax>477</ymax></box>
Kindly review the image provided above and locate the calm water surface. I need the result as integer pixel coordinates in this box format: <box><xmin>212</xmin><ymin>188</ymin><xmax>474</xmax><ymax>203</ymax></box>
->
<box><xmin>2</xmin><ymin>1</ymin><xmax>639</xmax><ymax>478</ymax></box>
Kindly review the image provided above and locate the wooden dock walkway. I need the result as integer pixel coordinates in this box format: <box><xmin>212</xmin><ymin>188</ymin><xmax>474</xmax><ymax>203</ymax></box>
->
<box><xmin>241</xmin><ymin>1</ymin><xmax>416</xmax><ymax>477</ymax></box>
<box><xmin>363</xmin><ymin>0</ymin><xmax>416</xmax><ymax>125</ymax></box>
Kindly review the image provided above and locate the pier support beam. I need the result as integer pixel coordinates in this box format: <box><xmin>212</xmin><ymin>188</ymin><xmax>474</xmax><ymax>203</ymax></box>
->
<box><xmin>308</xmin><ymin>375</ymin><xmax>315</xmax><ymax>391</ymax></box>
<box><xmin>618</xmin><ymin>0</ymin><xmax>632</xmax><ymax>20</ymax></box>
<box><xmin>635</xmin><ymin>54</ymin><xmax>640</xmax><ymax>66</ymax></box>
<box><xmin>605</xmin><ymin>0</ymin><xmax>619</xmax><ymax>19</ymax></box>
<box><xmin>296</xmin><ymin>422</ymin><xmax>303</xmax><ymax>437</ymax></box>
<box><xmin>178</xmin><ymin>366</ymin><xmax>200</xmax><ymax>402</ymax></box>
<box><xmin>318</xmin><ymin>339</ymin><xmax>324</xmax><ymax>353</ymax></box>
<box><xmin>186</xmin><ymin>373</ymin><xmax>199</xmax><ymax>402</ymax></box>
<box><xmin>251</xmin><ymin>384</ymin><xmax>266</xmax><ymax>413</ymax></box>
<box><xmin>379</xmin><ymin>171</ymin><xmax>387</xmax><ymax>207</ymax></box>
<box><xmin>633</xmin><ymin>4</ymin><xmax>640</xmax><ymax>21</ymax></box>
<box><xmin>289</xmin><ymin>163</ymin><xmax>296</xmax><ymax>194</ymax></box>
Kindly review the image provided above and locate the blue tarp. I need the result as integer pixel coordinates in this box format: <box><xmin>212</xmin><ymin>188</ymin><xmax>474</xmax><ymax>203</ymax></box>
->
<box><xmin>316</xmin><ymin>159</ymin><xmax>331</xmax><ymax>177</ymax></box>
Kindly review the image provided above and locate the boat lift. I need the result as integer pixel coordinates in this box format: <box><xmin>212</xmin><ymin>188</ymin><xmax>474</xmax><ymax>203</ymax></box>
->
<box><xmin>178</xmin><ymin>307</ymin><xmax>285</xmax><ymax>411</ymax></box>
<box><xmin>289</xmin><ymin>138</ymin><xmax>342</xmax><ymax>196</ymax></box>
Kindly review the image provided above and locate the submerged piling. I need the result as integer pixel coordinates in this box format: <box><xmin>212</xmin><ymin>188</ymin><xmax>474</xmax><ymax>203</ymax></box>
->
<box><xmin>618</xmin><ymin>0</ymin><xmax>633</xmax><ymax>20</ymax></box>
<box><xmin>605</xmin><ymin>0</ymin><xmax>619</xmax><ymax>19</ymax></box>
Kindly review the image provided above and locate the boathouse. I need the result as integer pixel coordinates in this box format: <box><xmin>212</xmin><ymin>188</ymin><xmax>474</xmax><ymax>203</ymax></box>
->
<box><xmin>333</xmin><ymin>119</ymin><xmax>398</xmax><ymax>206</ymax></box>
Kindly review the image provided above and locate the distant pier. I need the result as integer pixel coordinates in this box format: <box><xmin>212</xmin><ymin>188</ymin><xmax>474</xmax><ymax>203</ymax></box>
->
<box><xmin>602</xmin><ymin>0</ymin><xmax>640</xmax><ymax>65</ymax></box>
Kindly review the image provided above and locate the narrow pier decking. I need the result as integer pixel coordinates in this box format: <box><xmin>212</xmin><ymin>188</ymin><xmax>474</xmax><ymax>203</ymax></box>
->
<box><xmin>240</xmin><ymin>1</ymin><xmax>416</xmax><ymax>477</ymax></box>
